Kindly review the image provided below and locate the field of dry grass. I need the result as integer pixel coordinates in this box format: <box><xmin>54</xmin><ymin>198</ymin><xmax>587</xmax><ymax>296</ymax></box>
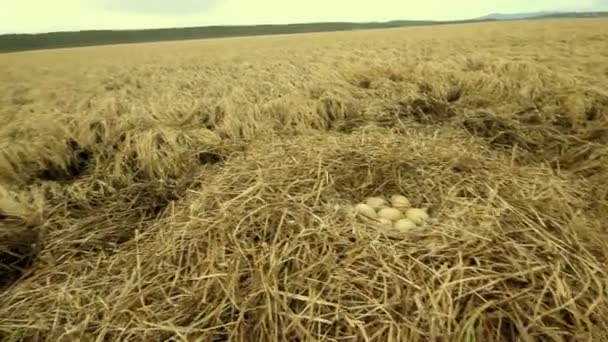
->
<box><xmin>1</xmin><ymin>18</ymin><xmax>608</xmax><ymax>341</ymax></box>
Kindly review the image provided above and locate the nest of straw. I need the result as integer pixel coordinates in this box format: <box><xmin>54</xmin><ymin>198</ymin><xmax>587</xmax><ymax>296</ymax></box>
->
<box><xmin>1</xmin><ymin>127</ymin><xmax>607</xmax><ymax>341</ymax></box>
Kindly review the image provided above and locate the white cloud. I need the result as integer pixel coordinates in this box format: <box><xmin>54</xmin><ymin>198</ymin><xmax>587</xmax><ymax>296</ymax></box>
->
<box><xmin>99</xmin><ymin>0</ymin><xmax>221</xmax><ymax>15</ymax></box>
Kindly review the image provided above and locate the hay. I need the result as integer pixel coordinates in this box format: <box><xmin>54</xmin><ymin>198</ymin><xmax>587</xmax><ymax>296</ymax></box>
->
<box><xmin>1</xmin><ymin>19</ymin><xmax>608</xmax><ymax>341</ymax></box>
<box><xmin>1</xmin><ymin>130</ymin><xmax>607</xmax><ymax>340</ymax></box>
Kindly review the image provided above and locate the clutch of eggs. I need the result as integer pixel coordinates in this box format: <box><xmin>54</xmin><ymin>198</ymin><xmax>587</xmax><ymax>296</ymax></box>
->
<box><xmin>354</xmin><ymin>195</ymin><xmax>431</xmax><ymax>230</ymax></box>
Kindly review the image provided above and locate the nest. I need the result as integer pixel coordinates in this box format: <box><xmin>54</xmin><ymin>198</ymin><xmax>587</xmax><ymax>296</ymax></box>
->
<box><xmin>1</xmin><ymin>129</ymin><xmax>607</xmax><ymax>341</ymax></box>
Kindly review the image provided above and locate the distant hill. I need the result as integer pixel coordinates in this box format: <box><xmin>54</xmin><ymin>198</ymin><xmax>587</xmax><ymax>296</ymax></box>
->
<box><xmin>476</xmin><ymin>11</ymin><xmax>558</xmax><ymax>20</ymax></box>
<box><xmin>476</xmin><ymin>11</ymin><xmax>608</xmax><ymax>21</ymax></box>
<box><xmin>534</xmin><ymin>11</ymin><xmax>608</xmax><ymax>19</ymax></box>
<box><xmin>0</xmin><ymin>11</ymin><xmax>606</xmax><ymax>53</ymax></box>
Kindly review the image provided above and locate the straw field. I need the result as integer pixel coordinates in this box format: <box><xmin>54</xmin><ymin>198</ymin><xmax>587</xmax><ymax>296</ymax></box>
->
<box><xmin>1</xmin><ymin>18</ymin><xmax>608</xmax><ymax>341</ymax></box>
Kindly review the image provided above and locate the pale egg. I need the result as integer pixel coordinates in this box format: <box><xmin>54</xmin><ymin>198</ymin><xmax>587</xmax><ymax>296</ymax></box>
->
<box><xmin>365</xmin><ymin>197</ymin><xmax>388</xmax><ymax>210</ymax></box>
<box><xmin>377</xmin><ymin>207</ymin><xmax>402</xmax><ymax>221</ymax></box>
<box><xmin>377</xmin><ymin>218</ymin><xmax>393</xmax><ymax>229</ymax></box>
<box><xmin>393</xmin><ymin>219</ymin><xmax>417</xmax><ymax>232</ymax></box>
<box><xmin>390</xmin><ymin>194</ymin><xmax>411</xmax><ymax>210</ymax></box>
<box><xmin>405</xmin><ymin>208</ymin><xmax>429</xmax><ymax>225</ymax></box>
<box><xmin>355</xmin><ymin>203</ymin><xmax>377</xmax><ymax>219</ymax></box>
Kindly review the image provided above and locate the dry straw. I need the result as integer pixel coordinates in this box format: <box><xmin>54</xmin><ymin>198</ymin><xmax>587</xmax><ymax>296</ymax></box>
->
<box><xmin>1</xmin><ymin>19</ymin><xmax>608</xmax><ymax>341</ymax></box>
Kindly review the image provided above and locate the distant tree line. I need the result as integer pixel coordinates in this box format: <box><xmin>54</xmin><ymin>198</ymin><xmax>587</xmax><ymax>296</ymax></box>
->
<box><xmin>0</xmin><ymin>22</ymin><xmax>434</xmax><ymax>53</ymax></box>
<box><xmin>0</xmin><ymin>12</ymin><xmax>605</xmax><ymax>53</ymax></box>
<box><xmin>0</xmin><ymin>20</ymin><xmax>494</xmax><ymax>53</ymax></box>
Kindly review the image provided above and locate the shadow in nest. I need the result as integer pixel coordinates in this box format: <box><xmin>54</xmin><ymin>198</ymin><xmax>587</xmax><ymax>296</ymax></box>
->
<box><xmin>0</xmin><ymin>220</ymin><xmax>41</xmax><ymax>290</ymax></box>
<box><xmin>461</xmin><ymin>111</ymin><xmax>537</xmax><ymax>150</ymax></box>
<box><xmin>462</xmin><ymin>109</ymin><xmax>608</xmax><ymax>180</ymax></box>
<box><xmin>36</xmin><ymin>139</ymin><xmax>93</xmax><ymax>182</ymax></box>
<box><xmin>404</xmin><ymin>97</ymin><xmax>457</xmax><ymax>124</ymax></box>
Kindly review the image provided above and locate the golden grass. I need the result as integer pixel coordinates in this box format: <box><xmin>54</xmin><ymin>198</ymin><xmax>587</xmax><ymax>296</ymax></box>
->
<box><xmin>1</xmin><ymin>18</ymin><xmax>608</xmax><ymax>341</ymax></box>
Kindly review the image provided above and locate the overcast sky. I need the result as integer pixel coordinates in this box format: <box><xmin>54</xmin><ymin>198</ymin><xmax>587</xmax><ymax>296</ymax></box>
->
<box><xmin>1</xmin><ymin>0</ymin><xmax>607</xmax><ymax>34</ymax></box>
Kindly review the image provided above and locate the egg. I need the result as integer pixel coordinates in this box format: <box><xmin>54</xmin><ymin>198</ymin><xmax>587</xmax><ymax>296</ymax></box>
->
<box><xmin>393</xmin><ymin>219</ymin><xmax>417</xmax><ymax>232</ymax></box>
<box><xmin>390</xmin><ymin>194</ymin><xmax>411</xmax><ymax>210</ymax></box>
<box><xmin>355</xmin><ymin>203</ymin><xmax>377</xmax><ymax>219</ymax></box>
<box><xmin>377</xmin><ymin>207</ymin><xmax>402</xmax><ymax>221</ymax></box>
<box><xmin>405</xmin><ymin>208</ymin><xmax>429</xmax><ymax>225</ymax></box>
<box><xmin>377</xmin><ymin>218</ymin><xmax>393</xmax><ymax>229</ymax></box>
<box><xmin>365</xmin><ymin>197</ymin><xmax>388</xmax><ymax>210</ymax></box>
